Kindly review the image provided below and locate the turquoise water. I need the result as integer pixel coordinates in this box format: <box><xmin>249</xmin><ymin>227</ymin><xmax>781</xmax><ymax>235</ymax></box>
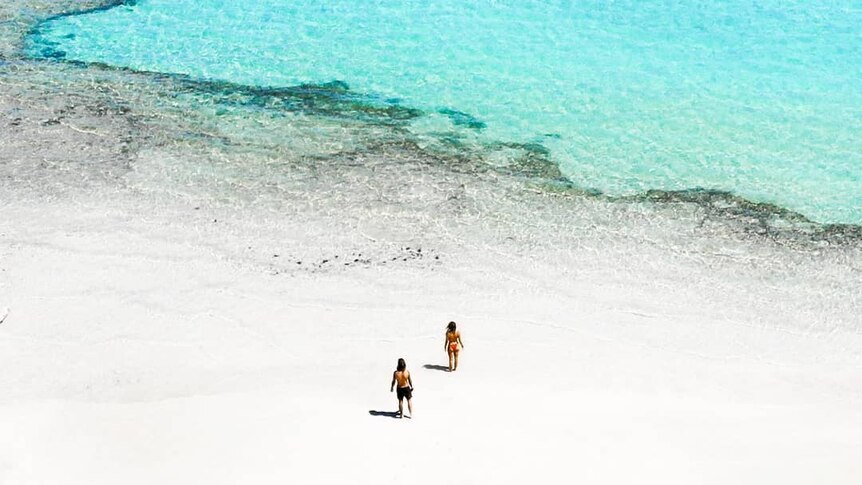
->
<box><xmin>26</xmin><ymin>0</ymin><xmax>862</xmax><ymax>224</ymax></box>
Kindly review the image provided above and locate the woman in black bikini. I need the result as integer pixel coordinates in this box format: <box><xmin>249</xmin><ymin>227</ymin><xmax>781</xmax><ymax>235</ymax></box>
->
<box><xmin>445</xmin><ymin>321</ymin><xmax>464</xmax><ymax>372</ymax></box>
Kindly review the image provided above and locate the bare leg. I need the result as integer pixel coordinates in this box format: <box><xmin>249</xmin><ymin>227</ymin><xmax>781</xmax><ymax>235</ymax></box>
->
<box><xmin>454</xmin><ymin>350</ymin><xmax>459</xmax><ymax>371</ymax></box>
<box><xmin>407</xmin><ymin>398</ymin><xmax>413</xmax><ymax>418</ymax></box>
<box><xmin>448</xmin><ymin>350</ymin><xmax>454</xmax><ymax>371</ymax></box>
<box><xmin>398</xmin><ymin>398</ymin><xmax>404</xmax><ymax>418</ymax></box>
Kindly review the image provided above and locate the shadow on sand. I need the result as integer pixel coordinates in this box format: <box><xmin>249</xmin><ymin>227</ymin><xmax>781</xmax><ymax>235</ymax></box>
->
<box><xmin>368</xmin><ymin>410</ymin><xmax>401</xmax><ymax>418</ymax></box>
<box><xmin>423</xmin><ymin>364</ymin><xmax>450</xmax><ymax>372</ymax></box>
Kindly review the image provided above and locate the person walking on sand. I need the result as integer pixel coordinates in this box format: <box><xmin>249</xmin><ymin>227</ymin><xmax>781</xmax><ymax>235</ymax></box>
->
<box><xmin>390</xmin><ymin>358</ymin><xmax>414</xmax><ymax>418</ymax></box>
<box><xmin>445</xmin><ymin>321</ymin><xmax>464</xmax><ymax>372</ymax></box>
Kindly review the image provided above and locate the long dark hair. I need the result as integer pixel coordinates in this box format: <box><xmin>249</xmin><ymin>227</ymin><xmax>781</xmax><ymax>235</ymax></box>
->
<box><xmin>447</xmin><ymin>321</ymin><xmax>457</xmax><ymax>333</ymax></box>
<box><xmin>397</xmin><ymin>358</ymin><xmax>406</xmax><ymax>372</ymax></box>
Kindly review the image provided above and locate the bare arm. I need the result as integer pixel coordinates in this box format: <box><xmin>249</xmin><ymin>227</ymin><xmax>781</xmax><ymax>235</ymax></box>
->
<box><xmin>458</xmin><ymin>332</ymin><xmax>464</xmax><ymax>348</ymax></box>
<box><xmin>408</xmin><ymin>371</ymin><xmax>413</xmax><ymax>390</ymax></box>
<box><xmin>444</xmin><ymin>334</ymin><xmax>449</xmax><ymax>351</ymax></box>
<box><xmin>390</xmin><ymin>372</ymin><xmax>396</xmax><ymax>392</ymax></box>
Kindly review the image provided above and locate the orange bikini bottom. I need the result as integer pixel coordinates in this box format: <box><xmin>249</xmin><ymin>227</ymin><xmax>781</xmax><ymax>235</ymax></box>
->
<box><xmin>449</xmin><ymin>342</ymin><xmax>459</xmax><ymax>352</ymax></box>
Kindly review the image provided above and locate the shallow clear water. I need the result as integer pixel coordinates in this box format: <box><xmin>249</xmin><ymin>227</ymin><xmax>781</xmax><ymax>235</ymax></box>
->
<box><xmin>26</xmin><ymin>0</ymin><xmax>862</xmax><ymax>224</ymax></box>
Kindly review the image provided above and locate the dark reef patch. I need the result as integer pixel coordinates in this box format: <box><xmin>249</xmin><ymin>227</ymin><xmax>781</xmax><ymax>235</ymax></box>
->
<box><xmin>187</xmin><ymin>79</ymin><xmax>424</xmax><ymax>125</ymax></box>
<box><xmin>488</xmin><ymin>141</ymin><xmax>564</xmax><ymax>180</ymax></box>
<box><xmin>624</xmin><ymin>188</ymin><xmax>862</xmax><ymax>246</ymax></box>
<box><xmin>17</xmin><ymin>1</ymin><xmax>139</xmax><ymax>60</ymax></box>
<box><xmin>438</xmin><ymin>108</ymin><xmax>486</xmax><ymax>130</ymax></box>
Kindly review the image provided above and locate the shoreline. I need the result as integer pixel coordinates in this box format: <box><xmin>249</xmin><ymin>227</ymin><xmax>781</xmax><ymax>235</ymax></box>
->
<box><xmin>12</xmin><ymin>0</ymin><xmax>862</xmax><ymax>236</ymax></box>
<box><xmin>9</xmin><ymin>52</ymin><xmax>861</xmax><ymax>245</ymax></box>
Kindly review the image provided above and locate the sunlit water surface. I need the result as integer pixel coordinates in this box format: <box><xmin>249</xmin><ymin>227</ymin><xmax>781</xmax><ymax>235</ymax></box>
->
<box><xmin>23</xmin><ymin>0</ymin><xmax>862</xmax><ymax>225</ymax></box>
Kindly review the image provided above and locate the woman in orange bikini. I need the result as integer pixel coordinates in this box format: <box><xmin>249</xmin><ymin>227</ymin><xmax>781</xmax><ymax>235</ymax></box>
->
<box><xmin>445</xmin><ymin>321</ymin><xmax>464</xmax><ymax>372</ymax></box>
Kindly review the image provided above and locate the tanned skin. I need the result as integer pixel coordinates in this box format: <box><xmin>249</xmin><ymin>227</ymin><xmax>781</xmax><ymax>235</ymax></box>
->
<box><xmin>445</xmin><ymin>329</ymin><xmax>464</xmax><ymax>371</ymax></box>
<box><xmin>390</xmin><ymin>365</ymin><xmax>414</xmax><ymax>418</ymax></box>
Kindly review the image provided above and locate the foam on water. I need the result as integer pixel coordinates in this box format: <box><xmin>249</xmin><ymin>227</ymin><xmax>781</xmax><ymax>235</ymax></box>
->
<box><xmin>24</xmin><ymin>0</ymin><xmax>862</xmax><ymax>224</ymax></box>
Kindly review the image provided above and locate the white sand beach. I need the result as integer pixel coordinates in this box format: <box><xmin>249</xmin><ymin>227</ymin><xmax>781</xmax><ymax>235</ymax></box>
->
<box><xmin>1</xmin><ymin>167</ymin><xmax>861</xmax><ymax>484</ymax></box>
<box><xmin>1</xmin><ymin>2</ymin><xmax>861</xmax><ymax>484</ymax></box>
